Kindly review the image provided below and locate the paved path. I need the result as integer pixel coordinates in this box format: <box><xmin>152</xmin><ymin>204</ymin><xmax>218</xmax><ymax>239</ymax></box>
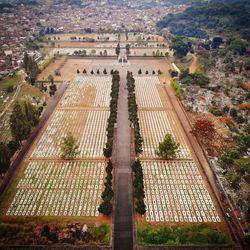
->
<box><xmin>113</xmin><ymin>69</ymin><xmax>133</xmax><ymax>250</ymax></box>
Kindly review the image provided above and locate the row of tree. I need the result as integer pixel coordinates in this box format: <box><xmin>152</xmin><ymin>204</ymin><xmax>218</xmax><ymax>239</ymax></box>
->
<box><xmin>77</xmin><ymin>69</ymin><xmax>109</xmax><ymax>75</ymax></box>
<box><xmin>98</xmin><ymin>160</ymin><xmax>113</xmax><ymax>216</ymax></box>
<box><xmin>132</xmin><ymin>160</ymin><xmax>146</xmax><ymax>215</ymax></box>
<box><xmin>127</xmin><ymin>72</ymin><xmax>143</xmax><ymax>154</ymax></box>
<box><xmin>138</xmin><ymin>69</ymin><xmax>162</xmax><ymax>75</ymax></box>
<box><xmin>103</xmin><ymin>70</ymin><xmax>120</xmax><ymax>158</ymax></box>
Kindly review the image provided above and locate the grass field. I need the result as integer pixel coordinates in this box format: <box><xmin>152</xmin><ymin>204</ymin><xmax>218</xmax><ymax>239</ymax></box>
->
<box><xmin>0</xmin><ymin>74</ymin><xmax>21</xmax><ymax>91</ymax></box>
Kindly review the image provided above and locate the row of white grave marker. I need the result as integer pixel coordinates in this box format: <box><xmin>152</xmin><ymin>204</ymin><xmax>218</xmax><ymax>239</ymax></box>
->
<box><xmin>134</xmin><ymin>76</ymin><xmax>221</xmax><ymax>224</ymax></box>
<box><xmin>135</xmin><ymin>76</ymin><xmax>163</xmax><ymax>108</ymax></box>
<box><xmin>7</xmin><ymin>75</ymin><xmax>111</xmax><ymax>217</ymax></box>
<box><xmin>142</xmin><ymin>161</ymin><xmax>220</xmax><ymax>223</ymax></box>
<box><xmin>31</xmin><ymin>110</ymin><xmax>109</xmax><ymax>158</ymax></box>
<box><xmin>60</xmin><ymin>75</ymin><xmax>112</xmax><ymax>108</ymax></box>
<box><xmin>138</xmin><ymin>110</ymin><xmax>191</xmax><ymax>159</ymax></box>
<box><xmin>7</xmin><ymin>161</ymin><xmax>105</xmax><ymax>217</ymax></box>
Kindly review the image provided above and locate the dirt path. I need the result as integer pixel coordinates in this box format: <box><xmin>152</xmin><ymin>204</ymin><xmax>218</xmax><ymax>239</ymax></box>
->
<box><xmin>189</xmin><ymin>54</ymin><xmax>198</xmax><ymax>73</ymax></box>
<box><xmin>113</xmin><ymin>69</ymin><xmax>133</xmax><ymax>250</ymax></box>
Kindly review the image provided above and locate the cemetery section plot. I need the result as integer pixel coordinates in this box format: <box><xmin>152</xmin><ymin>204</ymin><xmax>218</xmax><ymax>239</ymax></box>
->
<box><xmin>142</xmin><ymin>161</ymin><xmax>221</xmax><ymax>224</ymax></box>
<box><xmin>138</xmin><ymin>110</ymin><xmax>192</xmax><ymax>159</ymax></box>
<box><xmin>60</xmin><ymin>75</ymin><xmax>112</xmax><ymax>108</ymax></box>
<box><xmin>6</xmin><ymin>161</ymin><xmax>105</xmax><ymax>217</ymax></box>
<box><xmin>31</xmin><ymin>110</ymin><xmax>109</xmax><ymax>158</ymax></box>
<box><xmin>134</xmin><ymin>76</ymin><xmax>163</xmax><ymax>108</ymax></box>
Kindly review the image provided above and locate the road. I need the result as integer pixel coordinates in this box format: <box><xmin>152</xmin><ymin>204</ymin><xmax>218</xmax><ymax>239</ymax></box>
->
<box><xmin>0</xmin><ymin>82</ymin><xmax>67</xmax><ymax>198</ymax></box>
<box><xmin>113</xmin><ymin>69</ymin><xmax>134</xmax><ymax>250</ymax></box>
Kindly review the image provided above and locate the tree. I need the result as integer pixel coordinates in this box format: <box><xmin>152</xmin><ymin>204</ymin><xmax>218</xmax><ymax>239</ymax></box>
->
<box><xmin>191</xmin><ymin>71</ymin><xmax>210</xmax><ymax>86</ymax></box>
<box><xmin>126</xmin><ymin>44</ymin><xmax>130</xmax><ymax>55</ymax></box>
<box><xmin>212</xmin><ymin>37</ymin><xmax>223</xmax><ymax>49</ymax></box>
<box><xmin>98</xmin><ymin>200</ymin><xmax>112</xmax><ymax>216</ymax></box>
<box><xmin>103</xmin><ymin>68</ymin><xmax>107</xmax><ymax>74</ymax></box>
<box><xmin>23</xmin><ymin>51</ymin><xmax>29</xmax><ymax>71</ymax></box>
<box><xmin>9</xmin><ymin>102</ymin><xmax>31</xmax><ymax>144</ymax></box>
<box><xmin>83</xmin><ymin>69</ymin><xmax>87</xmax><ymax>74</ymax></box>
<box><xmin>171</xmin><ymin>39</ymin><xmax>190</xmax><ymax>58</ymax></box>
<box><xmin>169</xmin><ymin>69</ymin><xmax>178</xmax><ymax>78</ymax></box>
<box><xmin>230</xmin><ymin>108</ymin><xmax>238</xmax><ymax>117</ymax></box>
<box><xmin>226</xmin><ymin>172</ymin><xmax>241</xmax><ymax>189</ymax></box>
<box><xmin>138</xmin><ymin>69</ymin><xmax>142</xmax><ymax>75</ymax></box>
<box><xmin>48</xmin><ymin>74</ymin><xmax>54</xmax><ymax>84</ymax></box>
<box><xmin>156</xmin><ymin>134</ymin><xmax>179</xmax><ymax>159</ymax></box>
<box><xmin>60</xmin><ymin>133</ymin><xmax>79</xmax><ymax>160</ymax></box>
<box><xmin>49</xmin><ymin>83</ymin><xmax>57</xmax><ymax>96</ymax></box>
<box><xmin>7</xmin><ymin>140</ymin><xmax>20</xmax><ymax>156</ymax></box>
<box><xmin>136</xmin><ymin>198</ymin><xmax>146</xmax><ymax>215</ymax></box>
<box><xmin>233</xmin><ymin>157</ymin><xmax>250</xmax><ymax>175</ymax></box>
<box><xmin>229</xmin><ymin>39</ymin><xmax>247</xmax><ymax>55</ymax></box>
<box><xmin>115</xmin><ymin>43</ymin><xmax>120</xmax><ymax>56</ymax></box>
<box><xmin>76</xmin><ymin>69</ymin><xmax>80</xmax><ymax>74</ymax></box>
<box><xmin>179</xmin><ymin>68</ymin><xmax>189</xmax><ymax>79</ymax></box>
<box><xmin>0</xmin><ymin>142</ymin><xmax>11</xmax><ymax>179</ymax></box>
<box><xmin>237</xmin><ymin>134</ymin><xmax>250</xmax><ymax>150</ymax></box>
<box><xmin>23</xmin><ymin>101</ymin><xmax>40</xmax><ymax>127</ymax></box>
<box><xmin>192</xmin><ymin>118</ymin><xmax>215</xmax><ymax>138</ymax></box>
<box><xmin>220</xmin><ymin>149</ymin><xmax>240</xmax><ymax>165</ymax></box>
<box><xmin>90</xmin><ymin>70</ymin><xmax>94</xmax><ymax>75</ymax></box>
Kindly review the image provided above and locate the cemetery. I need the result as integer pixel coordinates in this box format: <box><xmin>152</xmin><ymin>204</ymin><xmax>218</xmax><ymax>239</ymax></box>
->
<box><xmin>133</xmin><ymin>70</ymin><xmax>226</xmax><ymax>235</ymax></box>
<box><xmin>0</xmin><ymin>72</ymin><xmax>113</xmax><ymax>246</ymax></box>
<box><xmin>142</xmin><ymin>160</ymin><xmax>220</xmax><ymax>223</ymax></box>
<box><xmin>7</xmin><ymin>160</ymin><xmax>105</xmax><ymax>217</ymax></box>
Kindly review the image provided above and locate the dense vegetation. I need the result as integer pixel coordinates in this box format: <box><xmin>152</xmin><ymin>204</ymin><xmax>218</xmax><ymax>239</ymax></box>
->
<box><xmin>179</xmin><ymin>68</ymin><xmax>210</xmax><ymax>86</ymax></box>
<box><xmin>171</xmin><ymin>79</ymin><xmax>183</xmax><ymax>97</ymax></box>
<box><xmin>157</xmin><ymin>1</ymin><xmax>250</xmax><ymax>40</ymax></box>
<box><xmin>98</xmin><ymin>160</ymin><xmax>114</xmax><ymax>216</ymax></box>
<box><xmin>103</xmin><ymin>70</ymin><xmax>120</xmax><ymax>158</ymax></box>
<box><xmin>138</xmin><ymin>224</ymin><xmax>232</xmax><ymax>246</ymax></box>
<box><xmin>169</xmin><ymin>36</ymin><xmax>194</xmax><ymax>58</ymax></box>
<box><xmin>0</xmin><ymin>100</ymin><xmax>40</xmax><ymax>179</ymax></box>
<box><xmin>127</xmin><ymin>72</ymin><xmax>143</xmax><ymax>154</ymax></box>
<box><xmin>219</xmin><ymin>123</ymin><xmax>250</xmax><ymax>190</ymax></box>
<box><xmin>23</xmin><ymin>52</ymin><xmax>40</xmax><ymax>85</ymax></box>
<box><xmin>132</xmin><ymin>160</ymin><xmax>146</xmax><ymax>215</ymax></box>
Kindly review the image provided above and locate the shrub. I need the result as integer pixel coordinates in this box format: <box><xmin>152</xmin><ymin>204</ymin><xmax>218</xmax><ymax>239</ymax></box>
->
<box><xmin>155</xmin><ymin>134</ymin><xmax>179</xmax><ymax>159</ymax></box>
<box><xmin>220</xmin><ymin>149</ymin><xmax>240</xmax><ymax>165</ymax></box>
<box><xmin>171</xmin><ymin>80</ymin><xmax>183</xmax><ymax>97</ymax></box>
<box><xmin>98</xmin><ymin>200</ymin><xmax>112</xmax><ymax>216</ymax></box>
<box><xmin>137</xmin><ymin>224</ymin><xmax>232</xmax><ymax>246</ymax></box>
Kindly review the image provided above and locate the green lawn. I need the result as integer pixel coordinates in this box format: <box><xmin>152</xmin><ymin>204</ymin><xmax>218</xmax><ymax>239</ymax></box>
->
<box><xmin>137</xmin><ymin>224</ymin><xmax>233</xmax><ymax>247</ymax></box>
<box><xmin>0</xmin><ymin>74</ymin><xmax>21</xmax><ymax>91</ymax></box>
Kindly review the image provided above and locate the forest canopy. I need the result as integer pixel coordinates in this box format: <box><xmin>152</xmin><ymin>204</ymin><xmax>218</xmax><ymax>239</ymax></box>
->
<box><xmin>157</xmin><ymin>1</ymin><xmax>250</xmax><ymax>40</ymax></box>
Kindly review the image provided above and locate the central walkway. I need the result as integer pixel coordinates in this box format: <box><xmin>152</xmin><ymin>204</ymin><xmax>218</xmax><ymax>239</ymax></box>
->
<box><xmin>114</xmin><ymin>69</ymin><xmax>133</xmax><ymax>250</ymax></box>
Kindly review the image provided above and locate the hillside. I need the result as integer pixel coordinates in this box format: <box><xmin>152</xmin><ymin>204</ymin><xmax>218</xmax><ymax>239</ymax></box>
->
<box><xmin>157</xmin><ymin>0</ymin><xmax>250</xmax><ymax>40</ymax></box>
